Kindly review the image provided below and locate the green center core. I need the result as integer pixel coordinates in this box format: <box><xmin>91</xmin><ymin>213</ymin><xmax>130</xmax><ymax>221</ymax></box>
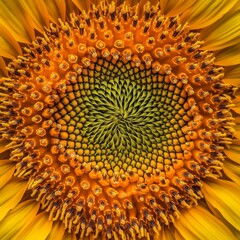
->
<box><xmin>53</xmin><ymin>59</ymin><xmax>191</xmax><ymax>174</ymax></box>
<box><xmin>84</xmin><ymin>78</ymin><xmax>174</xmax><ymax>152</ymax></box>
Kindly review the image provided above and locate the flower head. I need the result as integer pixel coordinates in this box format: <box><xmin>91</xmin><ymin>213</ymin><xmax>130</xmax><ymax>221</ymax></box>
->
<box><xmin>0</xmin><ymin>0</ymin><xmax>240</xmax><ymax>239</ymax></box>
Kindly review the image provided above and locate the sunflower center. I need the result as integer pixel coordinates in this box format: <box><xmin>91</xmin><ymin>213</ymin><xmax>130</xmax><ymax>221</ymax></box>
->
<box><xmin>0</xmin><ymin>1</ymin><xmax>236</xmax><ymax>239</ymax></box>
<box><xmin>53</xmin><ymin>59</ymin><xmax>190</xmax><ymax>178</ymax></box>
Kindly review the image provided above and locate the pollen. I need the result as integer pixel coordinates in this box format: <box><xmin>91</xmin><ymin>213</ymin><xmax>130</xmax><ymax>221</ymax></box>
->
<box><xmin>0</xmin><ymin>1</ymin><xmax>236</xmax><ymax>240</ymax></box>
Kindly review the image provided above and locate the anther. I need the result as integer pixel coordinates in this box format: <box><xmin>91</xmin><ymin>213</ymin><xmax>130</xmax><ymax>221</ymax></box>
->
<box><xmin>96</xmin><ymin>40</ymin><xmax>106</xmax><ymax>49</ymax></box>
<box><xmin>21</xmin><ymin>126</ymin><xmax>33</xmax><ymax>136</ymax></box>
<box><xmin>88</xmin><ymin>47</ymin><xmax>98</xmax><ymax>58</ymax></box>
<box><xmin>114</xmin><ymin>40</ymin><xmax>124</xmax><ymax>48</ymax></box>
<box><xmin>122</xmin><ymin>49</ymin><xmax>132</xmax><ymax>61</ymax></box>
<box><xmin>68</xmin><ymin>54</ymin><xmax>78</xmax><ymax>63</ymax></box>
<box><xmin>152</xmin><ymin>61</ymin><xmax>162</xmax><ymax>73</ymax></box>
<box><xmin>39</xmin><ymin>139</ymin><xmax>48</xmax><ymax>147</ymax></box>
<box><xmin>132</xmin><ymin>15</ymin><xmax>138</xmax><ymax>27</ymax></box>
<box><xmin>142</xmin><ymin>53</ymin><xmax>152</xmax><ymax>66</ymax></box>
<box><xmin>111</xmin><ymin>48</ymin><xmax>120</xmax><ymax>60</ymax></box>
<box><xmin>30</xmin><ymin>91</ymin><xmax>41</xmax><ymax>100</ymax></box>
<box><xmin>82</xmin><ymin>57</ymin><xmax>91</xmax><ymax>67</ymax></box>
<box><xmin>32</xmin><ymin>115</ymin><xmax>42</xmax><ymax>123</ymax></box>
<box><xmin>59</xmin><ymin>61</ymin><xmax>70</xmax><ymax>71</ymax></box>
<box><xmin>101</xmin><ymin>48</ymin><xmax>110</xmax><ymax>58</ymax></box>
<box><xmin>135</xmin><ymin>44</ymin><xmax>144</xmax><ymax>53</ymax></box>
<box><xmin>89</xmin><ymin>29</ymin><xmax>96</xmax><ymax>40</ymax></box>
<box><xmin>132</xmin><ymin>55</ymin><xmax>141</xmax><ymax>67</ymax></box>
<box><xmin>34</xmin><ymin>102</ymin><xmax>44</xmax><ymax>111</ymax></box>
<box><xmin>160</xmin><ymin>31</ymin><xmax>168</xmax><ymax>40</ymax></box>
<box><xmin>163</xmin><ymin>64</ymin><xmax>172</xmax><ymax>75</ymax></box>
<box><xmin>21</xmin><ymin>107</ymin><xmax>32</xmax><ymax>116</ymax></box>
<box><xmin>36</xmin><ymin>128</ymin><xmax>46</xmax><ymax>137</ymax></box>
<box><xmin>173</xmin><ymin>56</ymin><xmax>187</xmax><ymax>65</ymax></box>
<box><xmin>142</xmin><ymin>22</ymin><xmax>150</xmax><ymax>34</ymax></box>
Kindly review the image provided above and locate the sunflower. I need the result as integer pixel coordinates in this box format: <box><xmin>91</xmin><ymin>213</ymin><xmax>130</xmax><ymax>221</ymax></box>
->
<box><xmin>0</xmin><ymin>0</ymin><xmax>240</xmax><ymax>239</ymax></box>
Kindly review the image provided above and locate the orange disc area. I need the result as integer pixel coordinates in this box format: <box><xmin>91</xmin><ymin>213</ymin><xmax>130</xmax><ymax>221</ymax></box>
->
<box><xmin>0</xmin><ymin>2</ymin><xmax>236</xmax><ymax>239</ymax></box>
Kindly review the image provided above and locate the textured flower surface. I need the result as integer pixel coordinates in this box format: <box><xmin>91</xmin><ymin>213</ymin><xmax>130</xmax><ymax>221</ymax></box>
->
<box><xmin>0</xmin><ymin>0</ymin><xmax>240</xmax><ymax>239</ymax></box>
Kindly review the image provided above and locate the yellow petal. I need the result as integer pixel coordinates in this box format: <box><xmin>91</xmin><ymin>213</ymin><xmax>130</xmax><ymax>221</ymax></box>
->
<box><xmin>65</xmin><ymin>0</ymin><xmax>76</xmax><ymax>14</ymax></box>
<box><xmin>0</xmin><ymin>148</ymin><xmax>11</xmax><ymax>160</ymax></box>
<box><xmin>0</xmin><ymin>0</ymin><xmax>35</xmax><ymax>43</ymax></box>
<box><xmin>71</xmin><ymin>0</ymin><xmax>91</xmax><ymax>11</ymax></box>
<box><xmin>55</xmin><ymin>0</ymin><xmax>67</xmax><ymax>21</ymax></box>
<box><xmin>231</xmin><ymin>97</ymin><xmax>240</xmax><ymax>114</ymax></box>
<box><xmin>160</xmin><ymin>0</ymin><xmax>197</xmax><ymax>17</ymax></box>
<box><xmin>223</xmin><ymin>160</ymin><xmax>240</xmax><ymax>185</ymax></box>
<box><xmin>174</xmin><ymin>229</ymin><xmax>185</xmax><ymax>240</ymax></box>
<box><xmin>116</xmin><ymin>0</ymin><xmax>126</xmax><ymax>6</ymax></box>
<box><xmin>200</xmin><ymin>7</ymin><xmax>240</xmax><ymax>51</ymax></box>
<box><xmin>43</xmin><ymin>0</ymin><xmax>66</xmax><ymax>22</ymax></box>
<box><xmin>180</xmin><ymin>0</ymin><xmax>237</xmax><ymax>29</ymax></box>
<box><xmin>235</xmin><ymin>117</ymin><xmax>240</xmax><ymax>124</ymax></box>
<box><xmin>45</xmin><ymin>0</ymin><xmax>67</xmax><ymax>22</ymax></box>
<box><xmin>127</xmin><ymin>0</ymin><xmax>159</xmax><ymax>7</ymax></box>
<box><xmin>14</xmin><ymin>212</ymin><xmax>53</xmax><ymax>240</ymax></box>
<box><xmin>63</xmin><ymin>232</ymin><xmax>77</xmax><ymax>240</ymax></box>
<box><xmin>224</xmin><ymin>65</ymin><xmax>240</xmax><ymax>81</ymax></box>
<box><xmin>0</xmin><ymin>160</ymin><xmax>15</xmax><ymax>189</ymax></box>
<box><xmin>222</xmin><ymin>78</ymin><xmax>240</xmax><ymax>86</ymax></box>
<box><xmin>46</xmin><ymin>221</ymin><xmax>65</xmax><ymax>240</ymax></box>
<box><xmin>214</xmin><ymin>43</ymin><xmax>240</xmax><ymax>66</ymax></box>
<box><xmin>0</xmin><ymin>23</ymin><xmax>22</xmax><ymax>59</ymax></box>
<box><xmin>203</xmin><ymin>180</ymin><xmax>240</xmax><ymax>231</ymax></box>
<box><xmin>175</xmin><ymin>205</ymin><xmax>238</xmax><ymax>240</ymax></box>
<box><xmin>17</xmin><ymin>0</ymin><xmax>51</xmax><ymax>33</ymax></box>
<box><xmin>234</xmin><ymin>123</ymin><xmax>240</xmax><ymax>138</ymax></box>
<box><xmin>0</xmin><ymin>179</ymin><xmax>27</xmax><ymax>221</ymax></box>
<box><xmin>0</xmin><ymin>200</ymin><xmax>39</xmax><ymax>240</ymax></box>
<box><xmin>0</xmin><ymin>139</ymin><xmax>8</xmax><ymax>150</ymax></box>
<box><xmin>160</xmin><ymin>226</ymin><xmax>175</xmax><ymax>240</ymax></box>
<box><xmin>0</xmin><ymin>57</ymin><xmax>8</xmax><ymax>76</ymax></box>
<box><xmin>174</xmin><ymin>219</ymin><xmax>197</xmax><ymax>240</ymax></box>
<box><xmin>44</xmin><ymin>0</ymin><xmax>70</xmax><ymax>22</ymax></box>
<box><xmin>224</xmin><ymin>142</ymin><xmax>240</xmax><ymax>164</ymax></box>
<box><xmin>206</xmin><ymin>202</ymin><xmax>240</xmax><ymax>240</ymax></box>
<box><xmin>0</xmin><ymin>140</ymin><xmax>12</xmax><ymax>153</ymax></box>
